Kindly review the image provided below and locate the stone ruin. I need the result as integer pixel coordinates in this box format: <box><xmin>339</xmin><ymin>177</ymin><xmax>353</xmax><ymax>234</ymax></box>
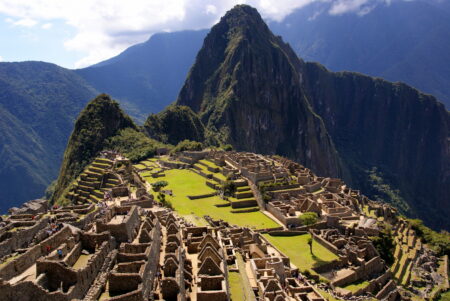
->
<box><xmin>0</xmin><ymin>151</ymin><xmax>446</xmax><ymax>301</ymax></box>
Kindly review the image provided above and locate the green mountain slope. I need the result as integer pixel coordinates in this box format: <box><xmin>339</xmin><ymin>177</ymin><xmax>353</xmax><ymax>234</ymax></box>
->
<box><xmin>52</xmin><ymin>94</ymin><xmax>136</xmax><ymax>202</ymax></box>
<box><xmin>144</xmin><ymin>105</ymin><xmax>205</xmax><ymax>145</ymax></box>
<box><xmin>0</xmin><ymin>62</ymin><xmax>97</xmax><ymax>212</ymax></box>
<box><xmin>76</xmin><ymin>30</ymin><xmax>208</xmax><ymax>120</ymax></box>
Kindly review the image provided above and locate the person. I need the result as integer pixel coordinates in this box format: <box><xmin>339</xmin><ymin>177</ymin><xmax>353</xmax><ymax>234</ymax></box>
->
<box><xmin>46</xmin><ymin>245</ymin><xmax>51</xmax><ymax>254</ymax></box>
<box><xmin>57</xmin><ymin>249</ymin><xmax>63</xmax><ymax>259</ymax></box>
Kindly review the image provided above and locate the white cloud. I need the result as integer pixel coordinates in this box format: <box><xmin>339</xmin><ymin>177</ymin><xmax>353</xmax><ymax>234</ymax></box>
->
<box><xmin>0</xmin><ymin>0</ymin><xmax>399</xmax><ymax>68</ymax></box>
<box><xmin>12</xmin><ymin>18</ymin><xmax>37</xmax><ymax>27</ymax></box>
<box><xmin>329</xmin><ymin>0</ymin><xmax>393</xmax><ymax>15</ymax></box>
<box><xmin>0</xmin><ymin>55</ymin><xmax>3</xmax><ymax>62</ymax></box>
<box><xmin>41</xmin><ymin>23</ymin><xmax>52</xmax><ymax>29</ymax></box>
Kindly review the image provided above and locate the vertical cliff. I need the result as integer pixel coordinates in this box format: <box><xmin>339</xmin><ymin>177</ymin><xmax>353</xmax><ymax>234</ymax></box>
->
<box><xmin>300</xmin><ymin>62</ymin><xmax>450</xmax><ymax>230</ymax></box>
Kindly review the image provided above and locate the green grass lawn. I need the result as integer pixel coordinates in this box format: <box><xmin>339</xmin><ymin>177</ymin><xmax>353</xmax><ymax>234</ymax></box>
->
<box><xmin>199</xmin><ymin>159</ymin><xmax>219</xmax><ymax>169</ymax></box>
<box><xmin>341</xmin><ymin>279</ymin><xmax>370</xmax><ymax>293</ymax></box>
<box><xmin>145</xmin><ymin>169</ymin><xmax>278</xmax><ymax>229</ymax></box>
<box><xmin>438</xmin><ymin>291</ymin><xmax>450</xmax><ymax>301</ymax></box>
<box><xmin>229</xmin><ymin>272</ymin><xmax>245</xmax><ymax>301</ymax></box>
<box><xmin>262</xmin><ymin>234</ymin><xmax>339</xmax><ymax>275</ymax></box>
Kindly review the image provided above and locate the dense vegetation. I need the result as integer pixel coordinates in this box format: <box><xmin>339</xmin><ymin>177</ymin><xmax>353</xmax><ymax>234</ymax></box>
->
<box><xmin>369</xmin><ymin>226</ymin><xmax>395</xmax><ymax>265</ymax></box>
<box><xmin>408</xmin><ymin>219</ymin><xmax>450</xmax><ymax>256</ymax></box>
<box><xmin>51</xmin><ymin>94</ymin><xmax>136</xmax><ymax>202</ymax></box>
<box><xmin>144</xmin><ymin>105</ymin><xmax>205</xmax><ymax>145</ymax></box>
<box><xmin>299</xmin><ymin>212</ymin><xmax>319</xmax><ymax>226</ymax></box>
<box><xmin>0</xmin><ymin>62</ymin><xmax>96</xmax><ymax>212</ymax></box>
<box><xmin>366</xmin><ymin>167</ymin><xmax>410</xmax><ymax>215</ymax></box>
<box><xmin>106</xmin><ymin>128</ymin><xmax>167</xmax><ymax>163</ymax></box>
<box><xmin>170</xmin><ymin>140</ymin><xmax>203</xmax><ymax>153</ymax></box>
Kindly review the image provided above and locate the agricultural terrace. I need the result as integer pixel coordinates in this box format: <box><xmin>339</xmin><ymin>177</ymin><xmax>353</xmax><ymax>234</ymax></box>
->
<box><xmin>143</xmin><ymin>169</ymin><xmax>278</xmax><ymax>229</ymax></box>
<box><xmin>262</xmin><ymin>233</ymin><xmax>339</xmax><ymax>276</ymax></box>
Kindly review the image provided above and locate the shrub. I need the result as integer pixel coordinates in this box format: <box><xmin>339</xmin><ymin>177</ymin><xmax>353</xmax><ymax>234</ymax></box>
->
<box><xmin>369</xmin><ymin>225</ymin><xmax>395</xmax><ymax>265</ymax></box>
<box><xmin>221</xmin><ymin>144</ymin><xmax>233</xmax><ymax>151</ymax></box>
<box><xmin>221</xmin><ymin>179</ymin><xmax>237</xmax><ymax>197</ymax></box>
<box><xmin>408</xmin><ymin>219</ymin><xmax>450</xmax><ymax>256</ymax></box>
<box><xmin>171</xmin><ymin>139</ymin><xmax>203</xmax><ymax>154</ymax></box>
<box><xmin>299</xmin><ymin>212</ymin><xmax>318</xmax><ymax>226</ymax></box>
<box><xmin>106</xmin><ymin>128</ymin><xmax>167</xmax><ymax>163</ymax></box>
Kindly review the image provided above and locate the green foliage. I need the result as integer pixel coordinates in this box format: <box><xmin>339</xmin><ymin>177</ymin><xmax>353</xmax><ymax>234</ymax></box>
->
<box><xmin>152</xmin><ymin>181</ymin><xmax>168</xmax><ymax>192</ymax></box>
<box><xmin>106</xmin><ymin>128</ymin><xmax>167</xmax><ymax>163</ymax></box>
<box><xmin>367</xmin><ymin>167</ymin><xmax>410</xmax><ymax>214</ymax></box>
<box><xmin>153</xmin><ymin>181</ymin><xmax>169</xmax><ymax>188</ymax></box>
<box><xmin>369</xmin><ymin>225</ymin><xmax>395</xmax><ymax>265</ymax></box>
<box><xmin>307</xmin><ymin>236</ymin><xmax>313</xmax><ymax>254</ymax></box>
<box><xmin>170</xmin><ymin>139</ymin><xmax>203</xmax><ymax>154</ymax></box>
<box><xmin>408</xmin><ymin>219</ymin><xmax>450</xmax><ymax>256</ymax></box>
<box><xmin>0</xmin><ymin>62</ymin><xmax>97</xmax><ymax>211</ymax></box>
<box><xmin>299</xmin><ymin>212</ymin><xmax>318</xmax><ymax>226</ymax></box>
<box><xmin>436</xmin><ymin>290</ymin><xmax>450</xmax><ymax>301</ymax></box>
<box><xmin>144</xmin><ymin>105</ymin><xmax>205</xmax><ymax>145</ymax></box>
<box><xmin>44</xmin><ymin>180</ymin><xmax>57</xmax><ymax>200</ymax></box>
<box><xmin>157</xmin><ymin>192</ymin><xmax>173</xmax><ymax>209</ymax></box>
<box><xmin>221</xmin><ymin>144</ymin><xmax>233</xmax><ymax>151</ymax></box>
<box><xmin>221</xmin><ymin>179</ymin><xmax>237</xmax><ymax>197</ymax></box>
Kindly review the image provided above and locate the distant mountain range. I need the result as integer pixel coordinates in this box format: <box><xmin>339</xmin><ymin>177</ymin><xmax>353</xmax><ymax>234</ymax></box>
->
<box><xmin>0</xmin><ymin>0</ymin><xmax>449</xmax><ymax>230</ymax></box>
<box><xmin>0</xmin><ymin>62</ymin><xmax>96</xmax><ymax>211</ymax></box>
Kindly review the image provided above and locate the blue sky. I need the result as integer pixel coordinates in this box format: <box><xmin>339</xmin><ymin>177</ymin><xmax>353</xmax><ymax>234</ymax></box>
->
<box><xmin>0</xmin><ymin>16</ymin><xmax>83</xmax><ymax>68</ymax></box>
<box><xmin>0</xmin><ymin>0</ymin><xmax>394</xmax><ymax>69</ymax></box>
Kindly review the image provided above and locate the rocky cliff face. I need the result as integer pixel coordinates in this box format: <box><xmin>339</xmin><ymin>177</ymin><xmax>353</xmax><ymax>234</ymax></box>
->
<box><xmin>300</xmin><ymin>62</ymin><xmax>450</xmax><ymax>230</ymax></box>
<box><xmin>177</xmin><ymin>5</ymin><xmax>342</xmax><ymax>177</ymax></box>
<box><xmin>52</xmin><ymin>94</ymin><xmax>136</xmax><ymax>202</ymax></box>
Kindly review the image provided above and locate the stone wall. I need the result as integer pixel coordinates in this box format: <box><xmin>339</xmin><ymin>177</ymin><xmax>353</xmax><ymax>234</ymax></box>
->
<box><xmin>96</xmin><ymin>206</ymin><xmax>140</xmax><ymax>243</ymax></box>
<box><xmin>0</xmin><ymin>226</ymin><xmax>73</xmax><ymax>281</ymax></box>
<box><xmin>0</xmin><ymin>217</ymin><xmax>49</xmax><ymax>258</ymax></box>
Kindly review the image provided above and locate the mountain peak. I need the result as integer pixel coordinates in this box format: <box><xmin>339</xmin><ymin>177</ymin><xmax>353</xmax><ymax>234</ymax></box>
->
<box><xmin>176</xmin><ymin>6</ymin><xmax>342</xmax><ymax>178</ymax></box>
<box><xmin>220</xmin><ymin>4</ymin><xmax>267</xmax><ymax>30</ymax></box>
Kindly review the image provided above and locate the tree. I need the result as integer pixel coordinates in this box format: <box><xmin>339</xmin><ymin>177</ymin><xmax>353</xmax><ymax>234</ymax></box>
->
<box><xmin>299</xmin><ymin>212</ymin><xmax>318</xmax><ymax>226</ymax></box>
<box><xmin>307</xmin><ymin>236</ymin><xmax>313</xmax><ymax>255</ymax></box>
<box><xmin>152</xmin><ymin>180</ymin><xmax>168</xmax><ymax>191</ymax></box>
<box><xmin>221</xmin><ymin>179</ymin><xmax>236</xmax><ymax>197</ymax></box>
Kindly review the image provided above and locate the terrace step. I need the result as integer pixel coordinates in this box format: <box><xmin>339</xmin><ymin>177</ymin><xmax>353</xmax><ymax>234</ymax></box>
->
<box><xmin>92</xmin><ymin>162</ymin><xmax>111</xmax><ymax>169</ymax></box>
<box><xmin>94</xmin><ymin>158</ymin><xmax>113</xmax><ymax>165</ymax></box>
<box><xmin>230</xmin><ymin>198</ymin><xmax>257</xmax><ymax>209</ymax></box>
<box><xmin>234</xmin><ymin>191</ymin><xmax>254</xmax><ymax>199</ymax></box>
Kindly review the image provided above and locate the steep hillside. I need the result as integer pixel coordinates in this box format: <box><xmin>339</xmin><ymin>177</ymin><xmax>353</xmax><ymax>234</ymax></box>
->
<box><xmin>76</xmin><ymin>30</ymin><xmax>208</xmax><ymax>120</ymax></box>
<box><xmin>0</xmin><ymin>62</ymin><xmax>97</xmax><ymax>212</ymax></box>
<box><xmin>300</xmin><ymin>62</ymin><xmax>450</xmax><ymax>230</ymax></box>
<box><xmin>144</xmin><ymin>105</ymin><xmax>205</xmax><ymax>145</ymax></box>
<box><xmin>52</xmin><ymin>94</ymin><xmax>136</xmax><ymax>202</ymax></box>
<box><xmin>270</xmin><ymin>0</ymin><xmax>450</xmax><ymax>107</ymax></box>
<box><xmin>176</xmin><ymin>5</ymin><xmax>342</xmax><ymax>178</ymax></box>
